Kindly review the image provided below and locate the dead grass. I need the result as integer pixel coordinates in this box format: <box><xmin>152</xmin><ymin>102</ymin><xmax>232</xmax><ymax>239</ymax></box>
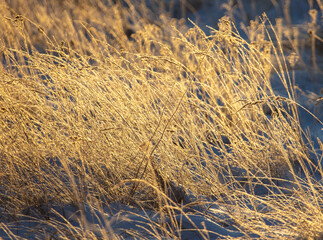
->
<box><xmin>0</xmin><ymin>0</ymin><xmax>322</xmax><ymax>239</ymax></box>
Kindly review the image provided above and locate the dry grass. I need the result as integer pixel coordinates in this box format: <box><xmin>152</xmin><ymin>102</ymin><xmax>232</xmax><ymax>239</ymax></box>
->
<box><xmin>0</xmin><ymin>0</ymin><xmax>322</xmax><ymax>239</ymax></box>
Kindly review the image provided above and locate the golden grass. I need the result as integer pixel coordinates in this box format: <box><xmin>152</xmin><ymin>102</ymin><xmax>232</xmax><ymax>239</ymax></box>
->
<box><xmin>0</xmin><ymin>0</ymin><xmax>322</xmax><ymax>239</ymax></box>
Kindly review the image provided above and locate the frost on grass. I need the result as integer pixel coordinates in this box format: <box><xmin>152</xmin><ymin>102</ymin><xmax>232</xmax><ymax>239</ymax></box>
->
<box><xmin>0</xmin><ymin>0</ymin><xmax>323</xmax><ymax>239</ymax></box>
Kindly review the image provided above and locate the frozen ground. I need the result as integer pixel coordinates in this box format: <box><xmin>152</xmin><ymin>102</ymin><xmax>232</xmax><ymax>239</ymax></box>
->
<box><xmin>0</xmin><ymin>193</ymin><xmax>290</xmax><ymax>239</ymax></box>
<box><xmin>0</xmin><ymin>0</ymin><xmax>322</xmax><ymax>239</ymax></box>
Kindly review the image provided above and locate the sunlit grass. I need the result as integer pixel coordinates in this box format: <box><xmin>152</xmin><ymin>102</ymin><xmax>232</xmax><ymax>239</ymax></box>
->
<box><xmin>0</xmin><ymin>0</ymin><xmax>322</xmax><ymax>239</ymax></box>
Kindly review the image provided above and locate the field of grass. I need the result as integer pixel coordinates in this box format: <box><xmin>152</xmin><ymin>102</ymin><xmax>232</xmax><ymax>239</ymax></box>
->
<box><xmin>0</xmin><ymin>0</ymin><xmax>323</xmax><ymax>239</ymax></box>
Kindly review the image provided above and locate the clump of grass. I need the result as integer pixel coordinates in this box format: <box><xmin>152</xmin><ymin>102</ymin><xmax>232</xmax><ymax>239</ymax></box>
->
<box><xmin>0</xmin><ymin>0</ymin><xmax>322</xmax><ymax>239</ymax></box>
